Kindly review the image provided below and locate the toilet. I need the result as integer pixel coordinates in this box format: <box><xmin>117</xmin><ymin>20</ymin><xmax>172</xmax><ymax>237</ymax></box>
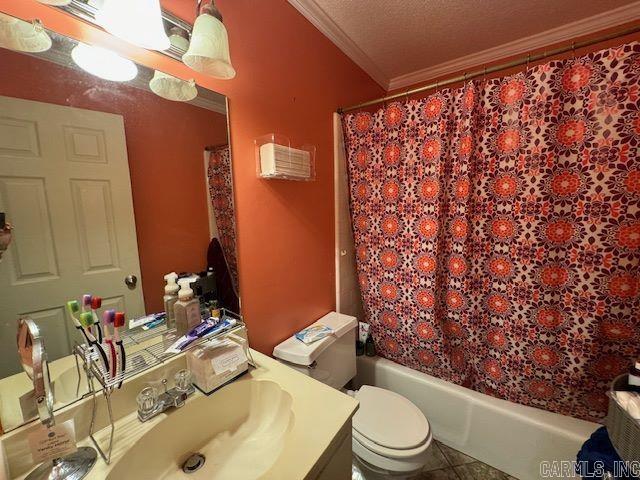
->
<box><xmin>273</xmin><ymin>312</ymin><xmax>432</xmax><ymax>479</ymax></box>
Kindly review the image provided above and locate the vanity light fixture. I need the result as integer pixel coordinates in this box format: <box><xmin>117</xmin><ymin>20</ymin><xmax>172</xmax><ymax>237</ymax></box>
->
<box><xmin>36</xmin><ymin>0</ymin><xmax>72</xmax><ymax>5</ymax></box>
<box><xmin>71</xmin><ymin>43</ymin><xmax>138</xmax><ymax>82</ymax></box>
<box><xmin>150</xmin><ymin>71</ymin><xmax>198</xmax><ymax>102</ymax></box>
<box><xmin>149</xmin><ymin>29</ymin><xmax>198</xmax><ymax>102</ymax></box>
<box><xmin>182</xmin><ymin>0</ymin><xmax>236</xmax><ymax>79</ymax></box>
<box><xmin>96</xmin><ymin>0</ymin><xmax>171</xmax><ymax>51</ymax></box>
<box><xmin>0</xmin><ymin>13</ymin><xmax>51</xmax><ymax>53</ymax></box>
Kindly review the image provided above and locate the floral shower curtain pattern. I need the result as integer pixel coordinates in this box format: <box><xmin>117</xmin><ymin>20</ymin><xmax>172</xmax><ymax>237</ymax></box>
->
<box><xmin>208</xmin><ymin>146</ymin><xmax>239</xmax><ymax>290</ymax></box>
<box><xmin>342</xmin><ymin>42</ymin><xmax>640</xmax><ymax>421</ymax></box>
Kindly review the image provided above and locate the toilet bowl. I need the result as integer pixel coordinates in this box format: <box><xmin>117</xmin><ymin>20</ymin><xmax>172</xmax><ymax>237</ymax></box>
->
<box><xmin>351</xmin><ymin>386</ymin><xmax>432</xmax><ymax>479</ymax></box>
<box><xmin>272</xmin><ymin>312</ymin><xmax>433</xmax><ymax>478</ymax></box>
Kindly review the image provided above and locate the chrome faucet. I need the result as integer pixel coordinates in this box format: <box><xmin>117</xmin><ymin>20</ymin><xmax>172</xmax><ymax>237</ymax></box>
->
<box><xmin>136</xmin><ymin>370</ymin><xmax>195</xmax><ymax>422</ymax></box>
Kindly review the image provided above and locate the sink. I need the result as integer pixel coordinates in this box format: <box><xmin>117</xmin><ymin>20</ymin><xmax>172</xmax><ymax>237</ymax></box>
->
<box><xmin>105</xmin><ymin>379</ymin><xmax>294</xmax><ymax>479</ymax></box>
<box><xmin>52</xmin><ymin>365</ymin><xmax>89</xmax><ymax>404</ymax></box>
<box><xmin>0</xmin><ymin>364</ymin><xmax>87</xmax><ymax>430</ymax></box>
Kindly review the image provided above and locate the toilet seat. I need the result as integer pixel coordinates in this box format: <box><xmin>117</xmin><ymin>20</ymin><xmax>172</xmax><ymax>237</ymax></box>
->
<box><xmin>353</xmin><ymin>430</ymin><xmax>433</xmax><ymax>475</ymax></box>
<box><xmin>353</xmin><ymin>386</ymin><xmax>430</xmax><ymax>452</ymax></box>
<box><xmin>351</xmin><ymin>386</ymin><xmax>432</xmax><ymax>473</ymax></box>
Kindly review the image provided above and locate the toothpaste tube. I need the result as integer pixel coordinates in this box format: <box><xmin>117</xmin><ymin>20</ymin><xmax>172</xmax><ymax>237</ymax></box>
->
<box><xmin>142</xmin><ymin>314</ymin><xmax>167</xmax><ymax>330</ymax></box>
<box><xmin>164</xmin><ymin>318</ymin><xmax>235</xmax><ymax>355</ymax></box>
<box><xmin>295</xmin><ymin>324</ymin><xmax>334</xmax><ymax>345</ymax></box>
<box><xmin>129</xmin><ymin>312</ymin><xmax>165</xmax><ymax>330</ymax></box>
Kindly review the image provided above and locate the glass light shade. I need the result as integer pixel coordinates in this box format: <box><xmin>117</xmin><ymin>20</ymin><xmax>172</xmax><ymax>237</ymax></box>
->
<box><xmin>37</xmin><ymin>0</ymin><xmax>72</xmax><ymax>5</ymax></box>
<box><xmin>96</xmin><ymin>0</ymin><xmax>170</xmax><ymax>51</ymax></box>
<box><xmin>182</xmin><ymin>13</ymin><xmax>235</xmax><ymax>79</ymax></box>
<box><xmin>149</xmin><ymin>71</ymin><xmax>198</xmax><ymax>102</ymax></box>
<box><xmin>0</xmin><ymin>14</ymin><xmax>51</xmax><ymax>53</ymax></box>
<box><xmin>71</xmin><ymin>43</ymin><xmax>138</xmax><ymax>82</ymax></box>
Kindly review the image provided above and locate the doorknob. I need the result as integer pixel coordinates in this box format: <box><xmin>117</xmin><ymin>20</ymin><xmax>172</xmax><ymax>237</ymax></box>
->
<box><xmin>125</xmin><ymin>275</ymin><xmax>138</xmax><ymax>289</ymax></box>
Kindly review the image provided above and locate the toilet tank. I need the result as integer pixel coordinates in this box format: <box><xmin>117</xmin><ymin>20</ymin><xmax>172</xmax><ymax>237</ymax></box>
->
<box><xmin>273</xmin><ymin>312</ymin><xmax>357</xmax><ymax>389</ymax></box>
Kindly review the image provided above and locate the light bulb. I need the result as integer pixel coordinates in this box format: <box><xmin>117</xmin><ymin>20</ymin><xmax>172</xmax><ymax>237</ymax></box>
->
<box><xmin>96</xmin><ymin>0</ymin><xmax>170</xmax><ymax>51</ymax></box>
<box><xmin>71</xmin><ymin>43</ymin><xmax>138</xmax><ymax>82</ymax></box>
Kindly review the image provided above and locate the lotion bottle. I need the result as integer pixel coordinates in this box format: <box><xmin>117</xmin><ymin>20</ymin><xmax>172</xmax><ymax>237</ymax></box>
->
<box><xmin>163</xmin><ymin>272</ymin><xmax>179</xmax><ymax>329</ymax></box>
<box><xmin>174</xmin><ymin>278</ymin><xmax>201</xmax><ymax>336</ymax></box>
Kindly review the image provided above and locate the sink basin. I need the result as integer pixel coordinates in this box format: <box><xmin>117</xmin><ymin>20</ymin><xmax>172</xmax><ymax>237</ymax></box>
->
<box><xmin>0</xmin><ymin>364</ymin><xmax>87</xmax><ymax>431</ymax></box>
<box><xmin>52</xmin><ymin>365</ymin><xmax>89</xmax><ymax>404</ymax></box>
<box><xmin>106</xmin><ymin>379</ymin><xmax>294</xmax><ymax>479</ymax></box>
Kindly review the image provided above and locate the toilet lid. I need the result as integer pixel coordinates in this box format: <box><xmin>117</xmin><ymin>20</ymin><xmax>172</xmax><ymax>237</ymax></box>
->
<box><xmin>353</xmin><ymin>386</ymin><xmax>430</xmax><ymax>450</ymax></box>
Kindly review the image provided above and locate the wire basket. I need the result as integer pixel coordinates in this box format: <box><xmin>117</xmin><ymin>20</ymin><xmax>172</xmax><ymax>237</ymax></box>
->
<box><xmin>605</xmin><ymin>374</ymin><xmax>640</xmax><ymax>463</ymax></box>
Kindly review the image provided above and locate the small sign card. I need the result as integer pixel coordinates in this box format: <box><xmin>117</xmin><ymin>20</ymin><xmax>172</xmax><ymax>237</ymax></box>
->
<box><xmin>27</xmin><ymin>419</ymin><xmax>77</xmax><ymax>463</ymax></box>
<box><xmin>211</xmin><ymin>342</ymin><xmax>247</xmax><ymax>374</ymax></box>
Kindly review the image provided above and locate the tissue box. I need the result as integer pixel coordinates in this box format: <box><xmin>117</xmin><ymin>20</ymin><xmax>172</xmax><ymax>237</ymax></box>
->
<box><xmin>186</xmin><ymin>338</ymin><xmax>248</xmax><ymax>394</ymax></box>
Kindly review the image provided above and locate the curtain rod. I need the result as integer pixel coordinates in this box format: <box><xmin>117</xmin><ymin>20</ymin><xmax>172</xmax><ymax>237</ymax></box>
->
<box><xmin>337</xmin><ymin>24</ymin><xmax>640</xmax><ymax>114</ymax></box>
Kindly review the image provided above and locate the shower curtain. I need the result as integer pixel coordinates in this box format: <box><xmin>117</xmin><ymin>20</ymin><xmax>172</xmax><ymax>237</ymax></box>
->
<box><xmin>207</xmin><ymin>145</ymin><xmax>239</xmax><ymax>291</ymax></box>
<box><xmin>341</xmin><ymin>41</ymin><xmax>640</xmax><ymax>421</ymax></box>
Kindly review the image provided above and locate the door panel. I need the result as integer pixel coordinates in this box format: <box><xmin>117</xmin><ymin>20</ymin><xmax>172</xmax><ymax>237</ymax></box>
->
<box><xmin>70</xmin><ymin>179</ymin><xmax>120</xmax><ymax>273</ymax></box>
<box><xmin>63</xmin><ymin>126</ymin><xmax>107</xmax><ymax>164</ymax></box>
<box><xmin>0</xmin><ymin>176</ymin><xmax>59</xmax><ymax>283</ymax></box>
<box><xmin>0</xmin><ymin>117</ymin><xmax>40</xmax><ymax>157</ymax></box>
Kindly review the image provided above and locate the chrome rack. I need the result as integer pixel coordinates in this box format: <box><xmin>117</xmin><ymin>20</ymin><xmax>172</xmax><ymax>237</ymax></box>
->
<box><xmin>73</xmin><ymin>309</ymin><xmax>249</xmax><ymax>464</ymax></box>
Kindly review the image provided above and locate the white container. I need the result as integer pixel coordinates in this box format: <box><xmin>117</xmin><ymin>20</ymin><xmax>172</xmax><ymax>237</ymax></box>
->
<box><xmin>273</xmin><ymin>312</ymin><xmax>356</xmax><ymax>389</ymax></box>
<box><xmin>255</xmin><ymin>133</ymin><xmax>316</xmax><ymax>181</ymax></box>
<box><xmin>187</xmin><ymin>337</ymin><xmax>248</xmax><ymax>394</ymax></box>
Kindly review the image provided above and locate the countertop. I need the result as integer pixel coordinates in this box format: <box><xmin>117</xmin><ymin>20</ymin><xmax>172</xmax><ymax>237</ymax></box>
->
<box><xmin>10</xmin><ymin>350</ymin><xmax>358</xmax><ymax>480</ymax></box>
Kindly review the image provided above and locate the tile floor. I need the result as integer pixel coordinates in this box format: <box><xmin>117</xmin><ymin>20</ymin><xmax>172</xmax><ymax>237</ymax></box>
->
<box><xmin>419</xmin><ymin>441</ymin><xmax>519</xmax><ymax>480</ymax></box>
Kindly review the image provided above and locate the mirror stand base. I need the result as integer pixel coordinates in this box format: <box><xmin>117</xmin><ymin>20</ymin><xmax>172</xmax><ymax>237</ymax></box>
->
<box><xmin>26</xmin><ymin>447</ymin><xmax>97</xmax><ymax>480</ymax></box>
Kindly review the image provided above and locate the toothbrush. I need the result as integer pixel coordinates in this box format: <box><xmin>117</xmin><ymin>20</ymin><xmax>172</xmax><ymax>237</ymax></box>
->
<box><xmin>102</xmin><ymin>310</ymin><xmax>117</xmax><ymax>380</ymax></box>
<box><xmin>66</xmin><ymin>300</ymin><xmax>92</xmax><ymax>347</ymax></box>
<box><xmin>79</xmin><ymin>311</ymin><xmax>110</xmax><ymax>376</ymax></box>
<box><xmin>90</xmin><ymin>296</ymin><xmax>103</xmax><ymax>344</ymax></box>
<box><xmin>114</xmin><ymin>312</ymin><xmax>126</xmax><ymax>388</ymax></box>
<box><xmin>82</xmin><ymin>294</ymin><xmax>94</xmax><ymax>337</ymax></box>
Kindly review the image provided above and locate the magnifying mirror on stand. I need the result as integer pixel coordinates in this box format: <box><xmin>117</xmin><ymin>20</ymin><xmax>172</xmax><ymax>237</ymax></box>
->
<box><xmin>17</xmin><ymin>318</ymin><xmax>97</xmax><ymax>480</ymax></box>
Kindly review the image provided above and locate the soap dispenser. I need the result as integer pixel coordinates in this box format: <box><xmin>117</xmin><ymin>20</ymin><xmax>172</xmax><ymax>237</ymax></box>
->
<box><xmin>163</xmin><ymin>272</ymin><xmax>179</xmax><ymax>328</ymax></box>
<box><xmin>174</xmin><ymin>278</ymin><xmax>201</xmax><ymax>336</ymax></box>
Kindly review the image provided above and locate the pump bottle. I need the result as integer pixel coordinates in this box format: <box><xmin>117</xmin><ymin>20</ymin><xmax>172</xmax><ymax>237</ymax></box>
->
<box><xmin>174</xmin><ymin>278</ymin><xmax>201</xmax><ymax>336</ymax></box>
<box><xmin>163</xmin><ymin>272</ymin><xmax>179</xmax><ymax>328</ymax></box>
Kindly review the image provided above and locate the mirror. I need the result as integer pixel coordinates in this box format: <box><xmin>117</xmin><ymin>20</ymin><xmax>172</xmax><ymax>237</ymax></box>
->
<box><xmin>16</xmin><ymin>317</ymin><xmax>54</xmax><ymax>427</ymax></box>
<box><xmin>0</xmin><ymin>16</ymin><xmax>239</xmax><ymax>432</ymax></box>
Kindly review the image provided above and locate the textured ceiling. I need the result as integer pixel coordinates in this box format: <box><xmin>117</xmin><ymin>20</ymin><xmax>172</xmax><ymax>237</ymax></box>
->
<box><xmin>300</xmin><ymin>0</ymin><xmax>638</xmax><ymax>86</ymax></box>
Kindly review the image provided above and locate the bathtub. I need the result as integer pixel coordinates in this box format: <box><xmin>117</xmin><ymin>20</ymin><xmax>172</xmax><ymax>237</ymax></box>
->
<box><xmin>355</xmin><ymin>355</ymin><xmax>600</xmax><ymax>480</ymax></box>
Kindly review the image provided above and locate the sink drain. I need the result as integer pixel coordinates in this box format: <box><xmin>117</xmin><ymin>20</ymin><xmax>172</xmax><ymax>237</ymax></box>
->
<box><xmin>182</xmin><ymin>453</ymin><xmax>206</xmax><ymax>474</ymax></box>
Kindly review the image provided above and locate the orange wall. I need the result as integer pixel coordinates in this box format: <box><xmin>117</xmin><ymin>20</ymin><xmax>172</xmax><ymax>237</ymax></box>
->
<box><xmin>0</xmin><ymin>0</ymin><xmax>384</xmax><ymax>354</ymax></box>
<box><xmin>0</xmin><ymin>48</ymin><xmax>229</xmax><ymax>314</ymax></box>
<box><xmin>216</xmin><ymin>1</ymin><xmax>383</xmax><ymax>354</ymax></box>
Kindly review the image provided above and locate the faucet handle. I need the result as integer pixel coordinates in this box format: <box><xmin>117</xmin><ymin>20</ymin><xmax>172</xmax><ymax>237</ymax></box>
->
<box><xmin>137</xmin><ymin>386</ymin><xmax>158</xmax><ymax>417</ymax></box>
<box><xmin>161</xmin><ymin>378</ymin><xmax>168</xmax><ymax>393</ymax></box>
<box><xmin>174</xmin><ymin>369</ymin><xmax>192</xmax><ymax>393</ymax></box>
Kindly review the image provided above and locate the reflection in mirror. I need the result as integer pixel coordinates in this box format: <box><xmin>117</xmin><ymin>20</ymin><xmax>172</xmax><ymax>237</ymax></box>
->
<box><xmin>0</xmin><ymin>20</ymin><xmax>238</xmax><ymax>432</ymax></box>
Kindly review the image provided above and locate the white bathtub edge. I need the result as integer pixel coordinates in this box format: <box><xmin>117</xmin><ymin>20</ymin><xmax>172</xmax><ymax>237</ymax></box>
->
<box><xmin>355</xmin><ymin>355</ymin><xmax>599</xmax><ymax>480</ymax></box>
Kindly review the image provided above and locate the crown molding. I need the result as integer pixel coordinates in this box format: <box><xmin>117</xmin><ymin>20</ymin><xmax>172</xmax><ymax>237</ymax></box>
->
<box><xmin>289</xmin><ymin>0</ymin><xmax>640</xmax><ymax>92</ymax></box>
<box><xmin>388</xmin><ymin>1</ymin><xmax>640</xmax><ymax>91</ymax></box>
<box><xmin>287</xmin><ymin>0</ymin><xmax>389</xmax><ymax>89</ymax></box>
